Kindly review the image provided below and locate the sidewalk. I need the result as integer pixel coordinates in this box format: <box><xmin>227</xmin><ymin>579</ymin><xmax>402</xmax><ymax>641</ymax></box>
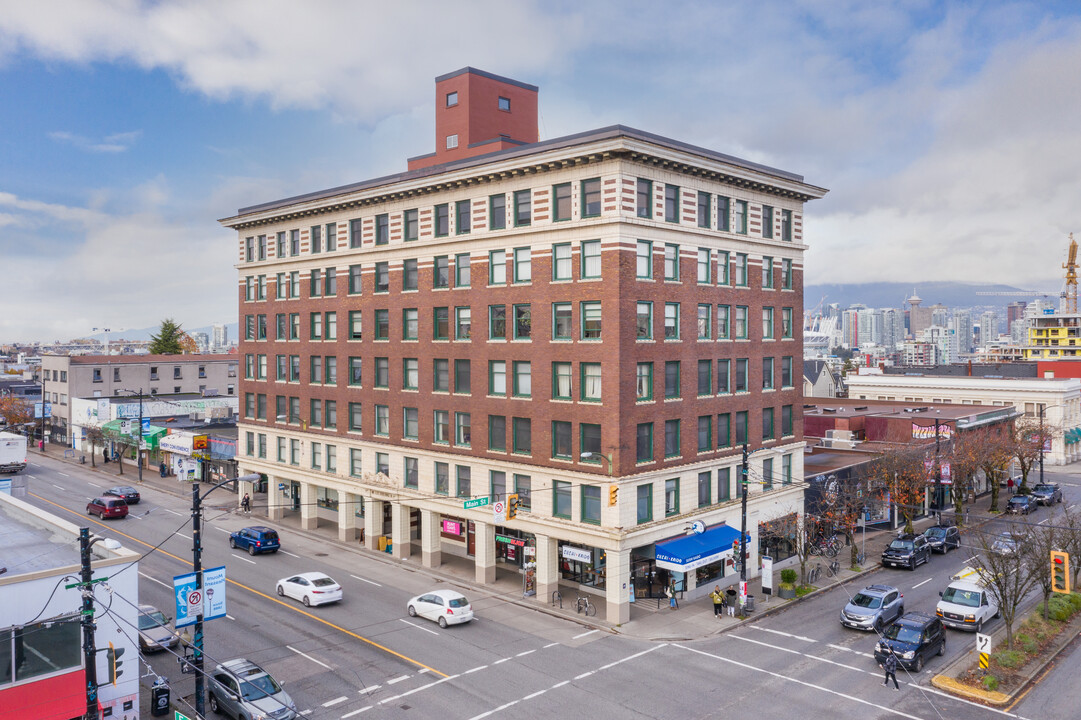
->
<box><xmin>33</xmin><ymin>442</ymin><xmax>999</xmax><ymax>641</ymax></box>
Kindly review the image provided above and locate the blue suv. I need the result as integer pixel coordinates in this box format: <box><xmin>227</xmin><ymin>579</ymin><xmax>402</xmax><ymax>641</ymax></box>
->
<box><xmin>229</xmin><ymin>526</ymin><xmax>281</xmax><ymax>555</ymax></box>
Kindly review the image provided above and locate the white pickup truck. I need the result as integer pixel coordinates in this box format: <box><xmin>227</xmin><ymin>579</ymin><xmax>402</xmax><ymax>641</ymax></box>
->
<box><xmin>936</xmin><ymin>566</ymin><xmax>999</xmax><ymax>632</ymax></box>
<box><xmin>0</xmin><ymin>431</ymin><xmax>28</xmax><ymax>473</ymax></box>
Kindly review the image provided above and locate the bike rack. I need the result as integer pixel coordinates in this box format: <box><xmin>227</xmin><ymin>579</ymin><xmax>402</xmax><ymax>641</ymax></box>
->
<box><xmin>551</xmin><ymin>590</ymin><xmax>562</xmax><ymax>609</ymax></box>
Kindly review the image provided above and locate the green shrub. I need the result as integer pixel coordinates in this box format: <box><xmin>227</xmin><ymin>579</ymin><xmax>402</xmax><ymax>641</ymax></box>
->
<box><xmin>981</xmin><ymin>675</ymin><xmax>999</xmax><ymax>692</ymax></box>
<box><xmin>781</xmin><ymin>568</ymin><xmax>797</xmax><ymax>585</ymax></box>
<box><xmin>795</xmin><ymin>585</ymin><xmax>813</xmax><ymax>597</ymax></box>
<box><xmin>1014</xmin><ymin>633</ymin><xmax>1037</xmax><ymax>654</ymax></box>
<box><xmin>1066</xmin><ymin>593</ymin><xmax>1081</xmax><ymax>612</ymax></box>
<box><xmin>1047</xmin><ymin>595</ymin><xmax>1074</xmax><ymax>622</ymax></box>
<box><xmin>994</xmin><ymin>649</ymin><xmax>1024</xmax><ymax>669</ymax></box>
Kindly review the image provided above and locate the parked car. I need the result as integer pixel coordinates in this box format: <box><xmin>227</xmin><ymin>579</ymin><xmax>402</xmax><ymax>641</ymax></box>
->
<box><xmin>839</xmin><ymin>584</ymin><xmax>904</xmax><ymax>633</ymax></box>
<box><xmin>990</xmin><ymin>532</ymin><xmax>1022</xmax><ymax>556</ymax></box>
<box><xmin>881</xmin><ymin>533</ymin><xmax>931</xmax><ymax>570</ymax></box>
<box><xmin>276</xmin><ymin>572</ymin><xmax>342</xmax><ymax>607</ymax></box>
<box><xmin>1031</xmin><ymin>483</ymin><xmax>1063</xmax><ymax>506</ymax></box>
<box><xmin>230</xmin><ymin>526</ymin><xmax>281</xmax><ymax>555</ymax></box>
<box><xmin>922</xmin><ymin>525</ymin><xmax>961</xmax><ymax>554</ymax></box>
<box><xmin>87</xmin><ymin>496</ymin><xmax>128</xmax><ymax>519</ymax></box>
<box><xmin>208</xmin><ymin>658</ymin><xmax>298</xmax><ymax>720</ymax></box>
<box><xmin>137</xmin><ymin>604</ymin><xmax>179</xmax><ymax>653</ymax></box>
<box><xmin>874</xmin><ymin>612</ymin><xmax>947</xmax><ymax>672</ymax></box>
<box><xmin>104</xmin><ymin>485</ymin><xmax>140</xmax><ymax>504</ymax></box>
<box><xmin>407</xmin><ymin>589</ymin><xmax>475</xmax><ymax>628</ymax></box>
<box><xmin>1006</xmin><ymin>494</ymin><xmax>1036</xmax><ymax>515</ymax></box>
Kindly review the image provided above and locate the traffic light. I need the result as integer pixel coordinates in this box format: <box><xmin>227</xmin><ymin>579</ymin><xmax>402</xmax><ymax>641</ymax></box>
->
<box><xmin>608</xmin><ymin>484</ymin><xmax>618</xmax><ymax>506</ymax></box>
<box><xmin>106</xmin><ymin>642</ymin><xmax>125</xmax><ymax>686</ymax></box>
<box><xmin>1051</xmin><ymin>550</ymin><xmax>1070</xmax><ymax>594</ymax></box>
<box><xmin>507</xmin><ymin>493</ymin><xmax>518</xmax><ymax>520</ymax></box>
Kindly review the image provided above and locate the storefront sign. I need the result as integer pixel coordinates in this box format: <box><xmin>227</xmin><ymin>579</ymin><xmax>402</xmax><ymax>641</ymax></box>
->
<box><xmin>442</xmin><ymin>519</ymin><xmax>461</xmax><ymax>535</ymax></box>
<box><xmin>562</xmin><ymin>546</ymin><xmax>592</xmax><ymax>563</ymax></box>
<box><xmin>523</xmin><ymin>563</ymin><xmax>536</xmax><ymax>597</ymax></box>
<box><xmin>912</xmin><ymin>423</ymin><xmax>952</xmax><ymax>440</ymax></box>
<box><xmin>761</xmin><ymin>556</ymin><xmax>773</xmax><ymax>595</ymax></box>
<box><xmin>160</xmin><ymin>432</ymin><xmax>195</xmax><ymax>456</ymax></box>
<box><xmin>496</xmin><ymin>534</ymin><xmax>525</xmax><ymax>547</ymax></box>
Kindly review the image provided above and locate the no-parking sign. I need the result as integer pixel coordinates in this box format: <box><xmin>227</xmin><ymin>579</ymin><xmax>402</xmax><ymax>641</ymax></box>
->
<box><xmin>493</xmin><ymin>500</ymin><xmax>506</xmax><ymax>523</ymax></box>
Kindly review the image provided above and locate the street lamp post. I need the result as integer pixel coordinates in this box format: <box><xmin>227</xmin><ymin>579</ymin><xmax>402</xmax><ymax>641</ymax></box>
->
<box><xmin>579</xmin><ymin>451</ymin><xmax>613</xmax><ymax>476</ymax></box>
<box><xmin>190</xmin><ymin>470</ymin><xmax>261</xmax><ymax>716</ymax></box>
<box><xmin>78</xmin><ymin>529</ymin><xmax>121</xmax><ymax>720</ymax></box>
<box><xmin>120</xmin><ymin>389</ymin><xmax>145</xmax><ymax>483</ymax></box>
<box><xmin>740</xmin><ymin>443</ymin><xmax>749</xmax><ymax>615</ymax></box>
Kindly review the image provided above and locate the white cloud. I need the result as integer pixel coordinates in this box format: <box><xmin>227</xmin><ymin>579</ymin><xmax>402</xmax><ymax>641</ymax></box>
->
<box><xmin>48</xmin><ymin>129</ymin><xmax>141</xmax><ymax>153</ymax></box>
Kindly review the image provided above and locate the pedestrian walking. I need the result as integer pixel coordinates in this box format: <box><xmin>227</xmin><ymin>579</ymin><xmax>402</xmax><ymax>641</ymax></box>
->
<box><xmin>241</xmin><ymin>493</ymin><xmax>251</xmax><ymax>514</ymax></box>
<box><xmin>882</xmin><ymin>650</ymin><xmax>899</xmax><ymax>691</ymax></box>
<box><xmin>159</xmin><ymin>461</ymin><xmax>167</xmax><ymax>478</ymax></box>
<box><xmin>1007</xmin><ymin>477</ymin><xmax>1014</xmax><ymax>495</ymax></box>
<box><xmin>103</xmin><ymin>447</ymin><xmax>109</xmax><ymax>463</ymax></box>
<box><xmin>726</xmin><ymin>588</ymin><xmax>737</xmax><ymax>616</ymax></box>
<box><xmin>710</xmin><ymin>586</ymin><xmax>725</xmax><ymax>618</ymax></box>
<box><xmin>666</xmin><ymin>581</ymin><xmax>678</xmax><ymax>609</ymax></box>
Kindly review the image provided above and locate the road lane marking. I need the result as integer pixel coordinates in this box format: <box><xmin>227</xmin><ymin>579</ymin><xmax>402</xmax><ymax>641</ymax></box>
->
<box><xmin>286</xmin><ymin>645</ymin><xmax>333</xmax><ymax>670</ymax></box>
<box><xmin>522</xmin><ymin>690</ymin><xmax>546</xmax><ymax>700</ymax></box>
<box><xmin>176</xmin><ymin>532</ymin><xmax>192</xmax><ymax>540</ymax></box>
<box><xmin>139</xmin><ymin>572</ymin><xmax>171</xmax><ymax>590</ymax></box>
<box><xmin>226</xmin><ymin>614</ymin><xmax>235</xmax><ymax>620</ymax></box>
<box><xmin>88</xmin><ymin>482</ymin><xmax>102</xmax><ymax>488</ymax></box>
<box><xmin>376</xmin><ymin>675</ymin><xmax>458</xmax><ymax>706</ymax></box>
<box><xmin>161</xmin><ymin>508</ymin><xmax>182</xmax><ymax>516</ymax></box>
<box><xmin>29</xmin><ymin>491</ymin><xmax>448</xmax><ymax>678</ymax></box>
<box><xmin>58</xmin><ymin>472</ymin><xmax>69</xmax><ymax>477</ymax></box>
<box><xmin>676</xmin><ymin>644</ymin><xmax>925</xmax><ymax>719</ymax></box>
<box><xmin>827</xmin><ymin>643</ymin><xmax>874</xmax><ymax>658</ymax></box>
<box><xmin>359</xmin><ymin>685</ymin><xmax>380</xmax><ymax>694</ymax></box>
<box><xmin>465</xmin><ymin>665</ymin><xmax>488</xmax><ymax>674</ymax></box>
<box><xmin>515</xmin><ymin>649</ymin><xmax>535</xmax><ymax>657</ymax></box>
<box><xmin>753</xmin><ymin>627</ymin><xmax>815</xmax><ymax>642</ymax></box>
<box><xmin>214</xmin><ymin>526</ymin><xmax>231</xmax><ymax>533</ymax></box>
<box><xmin>386</xmin><ymin>675</ymin><xmax>410</xmax><ymax>685</ymax></box>
<box><xmin>574</xmin><ymin>671</ymin><xmax>593</xmax><ymax>679</ymax></box>
<box><xmin>53</xmin><ymin>483</ymin><xmax>65</xmax><ymax>490</ymax></box>
<box><xmin>322</xmin><ymin>697</ymin><xmax>348</xmax><ymax>707</ymax></box>
<box><xmin>399</xmin><ymin>618</ymin><xmax>438</xmax><ymax>635</ymax></box>
<box><xmin>572</xmin><ymin>629</ymin><xmax>598</xmax><ymax>639</ymax></box>
<box><xmin>543</xmin><ymin>642</ymin><xmax>558</xmax><ymax>648</ymax></box>
<box><xmin>281</xmin><ymin>550</ymin><xmax>301</xmax><ymax>558</ymax></box>
<box><xmin>341</xmin><ymin>708</ymin><xmax>371</xmax><ymax>718</ymax></box>
<box><xmin>231</xmin><ymin>554</ymin><xmax>257</xmax><ymax>565</ymax></box>
<box><xmin>493</xmin><ymin>658</ymin><xmax>509</xmax><ymax>665</ymax></box>
<box><xmin>349</xmin><ymin>574</ymin><xmax>382</xmax><ymax>586</ymax></box>
<box><xmin>912</xmin><ymin>578</ymin><xmax>933</xmax><ymax>589</ymax></box>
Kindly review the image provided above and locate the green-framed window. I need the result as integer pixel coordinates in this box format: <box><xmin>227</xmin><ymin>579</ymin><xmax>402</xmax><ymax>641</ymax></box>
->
<box><xmin>513</xmin><ymin>247</ymin><xmax>531</xmax><ymax>282</ymax></box>
<box><xmin>636</xmin><ymin>179</ymin><xmax>652</xmax><ymax>219</ymax></box>
<box><xmin>717</xmin><ymin>250</ymin><xmax>730</xmax><ymax>285</ymax></box>
<box><xmin>697</xmin><ymin>304</ymin><xmax>712</xmax><ymax>340</ymax></box>
<box><xmin>374</xmin><ymin>261</ymin><xmax>389</xmax><ymax>292</ymax></box>
<box><xmin>735</xmin><ymin>253</ymin><xmax>748</xmax><ymax>286</ymax></box>
<box><xmin>580</xmin><ymin>363</ymin><xmax>601</xmax><ymax>401</ymax></box>
<box><xmin>489</xmin><ymin>470</ymin><xmax>507</xmax><ymax>501</ymax></box>
<box><xmin>664</xmin><ymin>361</ymin><xmax>680</xmax><ymax>399</ymax></box>
<box><xmin>552</xmin><ymin>362</ymin><xmax>572</xmax><ymax>400</ymax></box>
<box><xmin>489</xmin><ymin>194</ymin><xmax>506</xmax><ymax>230</ymax></box>
<box><xmin>455</xmin><ymin>253</ymin><xmax>471</xmax><ymax>287</ymax></box>
<box><xmin>375</xmin><ymin>213</ymin><xmax>389</xmax><ymax>245</ymax></box>
<box><xmin>433</xmin><ymin>307</ymin><xmax>449</xmax><ymax>340</ymax></box>
<box><xmin>582</xmin><ymin>178</ymin><xmax>601</xmax><ymax>218</ymax></box>
<box><xmin>636</xmin><ymin>483</ymin><xmax>652</xmax><ymax>523</ymax></box>
<box><xmin>717</xmin><ymin>413</ymin><xmax>731</xmax><ymax>448</ymax></box>
<box><xmin>782</xmin><ymin>404</ymin><xmax>793</xmax><ymax>437</ymax></box>
<box><xmin>374</xmin><ymin>309</ymin><xmax>389</xmax><ymax>340</ymax></box>
<box><xmin>735</xmin><ymin>306</ymin><xmax>748</xmax><ymax>339</ymax></box>
<box><xmin>551</xmin><ymin>421</ymin><xmax>572</xmax><ymax>459</ymax></box>
<box><xmin>717</xmin><ymin>305</ymin><xmax>730</xmax><ymax>339</ymax></box>
<box><xmin>489</xmin><ymin>250</ymin><xmax>507</xmax><ymax>285</ymax></box>
<box><xmin>455</xmin><ymin>412</ymin><xmax>471</xmax><ymax>447</ymax></box>
<box><xmin>489</xmin><ymin>305</ymin><xmax>507</xmax><ymax>339</ymax></box>
<box><xmin>434</xmin><ymin>462</ymin><xmax>450</xmax><ymax>494</ymax></box>
<box><xmin>735</xmin><ymin>410</ymin><xmax>748</xmax><ymax>445</ymax></box>
<box><xmin>664</xmin><ymin>184</ymin><xmax>679</xmax><ymax>222</ymax></box>
<box><xmin>402</xmin><ymin>259</ymin><xmax>417</xmax><ymax>291</ymax></box>
<box><xmin>403</xmin><ymin>408</ymin><xmax>418</xmax><ymax>440</ymax></box>
<box><xmin>433</xmin><ymin>410</ymin><xmax>449</xmax><ymax>444</ymax></box>
<box><xmin>735</xmin><ymin>358</ymin><xmax>748</xmax><ymax>393</ymax></box>
<box><xmin>455</xmin><ymin>306</ymin><xmax>471</xmax><ymax>340</ymax></box>
<box><xmin>434</xmin><ymin>256</ymin><xmax>450</xmax><ymax>289</ymax></box>
<box><xmin>513</xmin><ymin>304</ymin><xmax>531</xmax><ymax>339</ymax></box>
<box><xmin>718</xmin><ymin>196</ymin><xmax>730</xmax><ymax>231</ymax></box>
<box><xmin>374</xmin><ymin>404</ymin><xmax>389</xmax><ymax>436</ymax></box>
<box><xmin>581</xmin><ymin>485</ymin><xmax>601</xmax><ymax>524</ymax></box>
<box><xmin>718</xmin><ymin>467</ymin><xmax>731</xmax><ymax>500</ymax></box>
<box><xmin>698</xmin><ymin>470</ymin><xmax>712</xmax><ymax>507</ymax></box>
<box><xmin>664</xmin><ymin>303</ymin><xmax>680</xmax><ymax>340</ymax></box>
<box><xmin>636</xmin><ymin>301</ymin><xmax>653</xmax><ymax>339</ymax></box>
<box><xmin>488</xmin><ymin>415</ymin><xmax>507</xmax><ymax>452</ymax></box>
<box><xmin>349</xmin><ymin>403</ymin><xmax>363</xmax><ymax>433</ymax></box>
<box><xmin>457</xmin><ymin>465</ymin><xmax>471</xmax><ymax>498</ymax></box>
<box><xmin>403</xmin><ymin>209</ymin><xmax>419</xmax><ymax>241</ymax></box>
<box><xmin>552</xmin><ymin>302</ymin><xmax>572</xmax><ymax>340</ymax></box>
<box><xmin>433</xmin><ymin>359</ymin><xmax>449</xmax><ymax>392</ymax></box>
<box><xmin>664</xmin><ymin>419</ymin><xmax>680</xmax><ymax>458</ymax></box>
<box><xmin>348</xmin><ymin>310</ymin><xmax>362</xmax><ymax>340</ymax></box>
<box><xmin>697</xmin><ymin>416</ymin><xmax>712</xmax><ymax>452</ymax></box>
<box><xmin>761</xmin><ymin>204</ymin><xmax>774</xmax><ymax>239</ymax></box>
<box><xmin>513</xmin><ymin>361</ymin><xmax>531</xmax><ymax>397</ymax></box>
<box><xmin>488</xmin><ymin>361</ymin><xmax>506</xmax><ymax>397</ymax></box>
<box><xmin>636</xmin><ymin>240</ymin><xmax>653</xmax><ymax>278</ymax></box>
<box><xmin>513</xmin><ymin>417</ymin><xmax>532</xmax><ymax>454</ymax></box>
<box><xmin>348</xmin><ymin>264</ymin><xmax>362</xmax><ymax>294</ymax></box>
<box><xmin>454</xmin><ymin>359</ymin><xmax>470</xmax><ymax>394</ymax></box>
<box><xmin>310</xmin><ymin>312</ymin><xmax>323</xmax><ymax>340</ymax></box>
<box><xmin>349</xmin><ymin>447</ymin><xmax>362</xmax><ymax>476</ymax></box>
<box><xmin>402</xmin><ymin>308</ymin><xmax>418</xmax><ymax>340</ymax></box>
<box><xmin>665</xmin><ymin>477</ymin><xmax>680</xmax><ymax>516</ymax></box>
<box><xmin>553</xmin><ymin>480</ymin><xmax>571</xmax><ymax>519</ymax></box>
<box><xmin>762</xmin><ymin>256</ymin><xmax>774</xmax><ymax>290</ymax></box>
<box><xmin>717</xmin><ymin>359</ymin><xmax>730</xmax><ymax>394</ymax></box>
<box><xmin>636</xmin><ymin>362</ymin><xmax>653</xmax><ymax>401</ymax></box>
<box><xmin>553</xmin><ymin>183</ymin><xmax>571</xmax><ymax>221</ymax></box>
<box><xmin>580</xmin><ymin>239</ymin><xmax>601</xmax><ymax>278</ymax></box>
<box><xmin>782</xmin><ymin>308</ymin><xmax>793</xmax><ymax>339</ymax></box>
<box><xmin>697</xmin><ymin>359</ymin><xmax>712</xmax><ymax>396</ymax></box>
<box><xmin>762</xmin><ymin>357</ymin><xmax>774</xmax><ymax>390</ymax></box>
<box><xmin>697</xmin><ymin>191</ymin><xmax>710</xmax><ymax>228</ymax></box>
<box><xmin>762</xmin><ymin>407</ymin><xmax>775</xmax><ymax>440</ymax></box>
<box><xmin>781</xmin><ymin>209</ymin><xmax>792</xmax><ymax>241</ymax></box>
<box><xmin>552</xmin><ymin>243</ymin><xmax>572</xmax><ymax>280</ymax></box>
<box><xmin>782</xmin><ymin>258</ymin><xmax>793</xmax><ymax>289</ymax></box>
<box><xmin>664</xmin><ymin>243</ymin><xmax>679</xmax><ymax>280</ymax></box>
<box><xmin>697</xmin><ymin>248</ymin><xmax>711</xmax><ymax>284</ymax></box>
<box><xmin>733</xmin><ymin>200</ymin><xmax>748</xmax><ymax>234</ymax></box>
<box><xmin>402</xmin><ymin>358</ymin><xmax>419</xmax><ymax>390</ymax></box>
<box><xmin>781</xmin><ymin>356</ymin><xmax>794</xmax><ymax>388</ymax></box>
<box><xmin>456</xmin><ymin>200</ymin><xmax>471</xmax><ymax>234</ymax></box>
<box><xmin>514</xmin><ymin>189</ymin><xmax>531</xmax><ymax>226</ymax></box>
<box><xmin>580</xmin><ymin>423</ymin><xmax>601</xmax><ymax>461</ymax></box>
<box><xmin>581</xmin><ymin>301</ymin><xmax>601</xmax><ymax>339</ymax></box>
<box><xmin>636</xmin><ymin>422</ymin><xmax>653</xmax><ymax>462</ymax></box>
<box><xmin>763</xmin><ymin>307</ymin><xmax>775</xmax><ymax>339</ymax></box>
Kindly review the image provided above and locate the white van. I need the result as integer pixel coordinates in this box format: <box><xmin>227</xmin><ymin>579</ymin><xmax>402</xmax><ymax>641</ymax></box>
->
<box><xmin>935</xmin><ymin>569</ymin><xmax>999</xmax><ymax>632</ymax></box>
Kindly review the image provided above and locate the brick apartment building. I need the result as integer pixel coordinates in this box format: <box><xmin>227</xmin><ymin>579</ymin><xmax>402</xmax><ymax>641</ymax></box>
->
<box><xmin>221</xmin><ymin>68</ymin><xmax>827</xmax><ymax>621</ymax></box>
<box><xmin>41</xmin><ymin>354</ymin><xmax>238</xmax><ymax>446</ymax></box>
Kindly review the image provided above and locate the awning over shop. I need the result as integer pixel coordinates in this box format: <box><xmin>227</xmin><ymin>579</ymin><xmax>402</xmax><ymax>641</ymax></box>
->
<box><xmin>654</xmin><ymin>524</ymin><xmax>751</xmax><ymax>572</ymax></box>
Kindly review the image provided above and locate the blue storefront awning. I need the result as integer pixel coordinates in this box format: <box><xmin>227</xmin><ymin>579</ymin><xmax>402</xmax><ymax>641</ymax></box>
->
<box><xmin>654</xmin><ymin>524</ymin><xmax>751</xmax><ymax>572</ymax></box>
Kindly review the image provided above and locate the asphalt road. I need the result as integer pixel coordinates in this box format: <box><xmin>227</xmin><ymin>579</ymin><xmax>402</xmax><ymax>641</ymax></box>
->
<box><xmin>18</xmin><ymin>455</ymin><xmax>1081</xmax><ymax>719</ymax></box>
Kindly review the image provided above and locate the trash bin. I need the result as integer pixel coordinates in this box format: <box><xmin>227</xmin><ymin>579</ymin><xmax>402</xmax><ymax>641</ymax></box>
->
<box><xmin>744</xmin><ymin>594</ymin><xmax>755</xmax><ymax>613</ymax></box>
<box><xmin>150</xmin><ymin>680</ymin><xmax>170</xmax><ymax>716</ymax></box>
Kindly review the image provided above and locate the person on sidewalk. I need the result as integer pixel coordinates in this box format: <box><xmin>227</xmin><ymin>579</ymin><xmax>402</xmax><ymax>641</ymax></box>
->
<box><xmin>159</xmin><ymin>461</ymin><xmax>168</xmax><ymax>478</ymax></box>
<box><xmin>666</xmin><ymin>581</ymin><xmax>678</xmax><ymax>609</ymax></box>
<box><xmin>882</xmin><ymin>650</ymin><xmax>900</xmax><ymax>691</ymax></box>
<box><xmin>241</xmin><ymin>493</ymin><xmax>251</xmax><ymax>514</ymax></box>
<box><xmin>725</xmin><ymin>588</ymin><xmax>737</xmax><ymax>616</ymax></box>
<box><xmin>710</xmin><ymin>586</ymin><xmax>725</xmax><ymax>617</ymax></box>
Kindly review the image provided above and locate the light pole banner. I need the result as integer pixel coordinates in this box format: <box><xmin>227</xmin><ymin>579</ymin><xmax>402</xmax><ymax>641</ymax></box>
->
<box><xmin>174</xmin><ymin>572</ymin><xmax>198</xmax><ymax>628</ymax></box>
<box><xmin>203</xmin><ymin>566</ymin><xmax>227</xmax><ymax>620</ymax></box>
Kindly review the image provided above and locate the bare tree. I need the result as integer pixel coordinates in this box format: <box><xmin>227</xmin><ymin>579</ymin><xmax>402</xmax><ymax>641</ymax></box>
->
<box><xmin>84</xmin><ymin>426</ymin><xmax>104</xmax><ymax>468</ymax></box>
<box><xmin>871</xmin><ymin>444</ymin><xmax>929</xmax><ymax>534</ymax></box>
<box><xmin>1011</xmin><ymin>418</ymin><xmax>1050</xmax><ymax>495</ymax></box>
<box><xmin>1057</xmin><ymin>504</ymin><xmax>1081</xmax><ymax>591</ymax></box>
<box><xmin>973</xmin><ymin>427</ymin><xmax>1013</xmax><ymax>513</ymax></box>
<box><xmin>968</xmin><ymin>521</ymin><xmax>1038</xmax><ymax>649</ymax></box>
<box><xmin>948</xmin><ymin>431</ymin><xmax>983</xmax><ymax>524</ymax></box>
<box><xmin>765</xmin><ymin>508</ymin><xmax>816</xmax><ymax>585</ymax></box>
<box><xmin>1025</xmin><ymin>509</ymin><xmax>1064</xmax><ymax>620</ymax></box>
<box><xmin>816</xmin><ymin>472</ymin><xmax>867</xmax><ymax>569</ymax></box>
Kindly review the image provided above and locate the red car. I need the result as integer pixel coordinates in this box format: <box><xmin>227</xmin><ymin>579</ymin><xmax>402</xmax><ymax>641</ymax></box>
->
<box><xmin>87</xmin><ymin>496</ymin><xmax>129</xmax><ymax>519</ymax></box>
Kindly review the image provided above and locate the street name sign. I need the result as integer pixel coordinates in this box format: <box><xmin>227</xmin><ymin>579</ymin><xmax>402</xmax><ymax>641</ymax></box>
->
<box><xmin>463</xmin><ymin>497</ymin><xmax>490</xmax><ymax>510</ymax></box>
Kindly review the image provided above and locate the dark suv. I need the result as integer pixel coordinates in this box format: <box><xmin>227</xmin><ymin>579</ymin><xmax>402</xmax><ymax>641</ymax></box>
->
<box><xmin>922</xmin><ymin>525</ymin><xmax>960</xmax><ymax>553</ymax></box>
<box><xmin>229</xmin><ymin>526</ymin><xmax>281</xmax><ymax>555</ymax></box>
<box><xmin>840</xmin><ymin>584</ymin><xmax>904</xmax><ymax>632</ymax></box>
<box><xmin>874</xmin><ymin>612</ymin><xmax>946</xmax><ymax>672</ymax></box>
<box><xmin>882</xmin><ymin>533</ymin><xmax>931</xmax><ymax>570</ymax></box>
<box><xmin>1031</xmin><ymin>483</ymin><xmax>1063</xmax><ymax>506</ymax></box>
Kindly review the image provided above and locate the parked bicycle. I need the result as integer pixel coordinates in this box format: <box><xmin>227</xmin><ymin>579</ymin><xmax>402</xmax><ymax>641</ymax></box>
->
<box><xmin>807</xmin><ymin>564</ymin><xmax>822</xmax><ymax>584</ymax></box>
<box><xmin>576</xmin><ymin>594</ymin><xmax>597</xmax><ymax>617</ymax></box>
<box><xmin>810</xmin><ymin>535</ymin><xmax>841</xmax><ymax>557</ymax></box>
<box><xmin>825</xmin><ymin>559</ymin><xmax>841</xmax><ymax>578</ymax></box>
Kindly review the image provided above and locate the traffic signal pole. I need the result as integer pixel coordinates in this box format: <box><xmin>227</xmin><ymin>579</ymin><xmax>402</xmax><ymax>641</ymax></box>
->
<box><xmin>740</xmin><ymin>443</ymin><xmax>749</xmax><ymax>615</ymax></box>
<box><xmin>191</xmin><ymin>478</ymin><xmax>206</xmax><ymax>719</ymax></box>
<box><xmin>79</xmin><ymin>528</ymin><xmax>100</xmax><ymax>720</ymax></box>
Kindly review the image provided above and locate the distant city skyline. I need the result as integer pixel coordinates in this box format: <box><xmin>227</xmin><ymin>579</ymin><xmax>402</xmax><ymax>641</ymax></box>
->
<box><xmin>2</xmin><ymin>2</ymin><xmax>1079</xmax><ymax>342</ymax></box>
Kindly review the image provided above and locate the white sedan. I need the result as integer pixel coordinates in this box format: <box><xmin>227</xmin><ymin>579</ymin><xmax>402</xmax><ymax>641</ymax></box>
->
<box><xmin>407</xmin><ymin>589</ymin><xmax>474</xmax><ymax>628</ymax></box>
<box><xmin>276</xmin><ymin>572</ymin><xmax>342</xmax><ymax>607</ymax></box>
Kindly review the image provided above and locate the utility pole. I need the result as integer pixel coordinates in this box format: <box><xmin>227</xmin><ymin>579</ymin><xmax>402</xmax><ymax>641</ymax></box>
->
<box><xmin>191</xmin><ymin>473</ymin><xmax>206</xmax><ymax>719</ymax></box>
<box><xmin>1039</xmin><ymin>405</ymin><xmax>1046</xmax><ymax>486</ymax></box>
<box><xmin>79</xmin><ymin>528</ymin><xmax>100</xmax><ymax>720</ymax></box>
<box><xmin>934</xmin><ymin>419</ymin><xmax>942</xmax><ymax>519</ymax></box>
<box><xmin>740</xmin><ymin>442</ymin><xmax>749</xmax><ymax>615</ymax></box>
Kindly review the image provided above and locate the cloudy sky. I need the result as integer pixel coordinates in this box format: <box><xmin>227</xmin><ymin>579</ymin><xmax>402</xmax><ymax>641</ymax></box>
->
<box><xmin>2</xmin><ymin>0</ymin><xmax>1079</xmax><ymax>343</ymax></box>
